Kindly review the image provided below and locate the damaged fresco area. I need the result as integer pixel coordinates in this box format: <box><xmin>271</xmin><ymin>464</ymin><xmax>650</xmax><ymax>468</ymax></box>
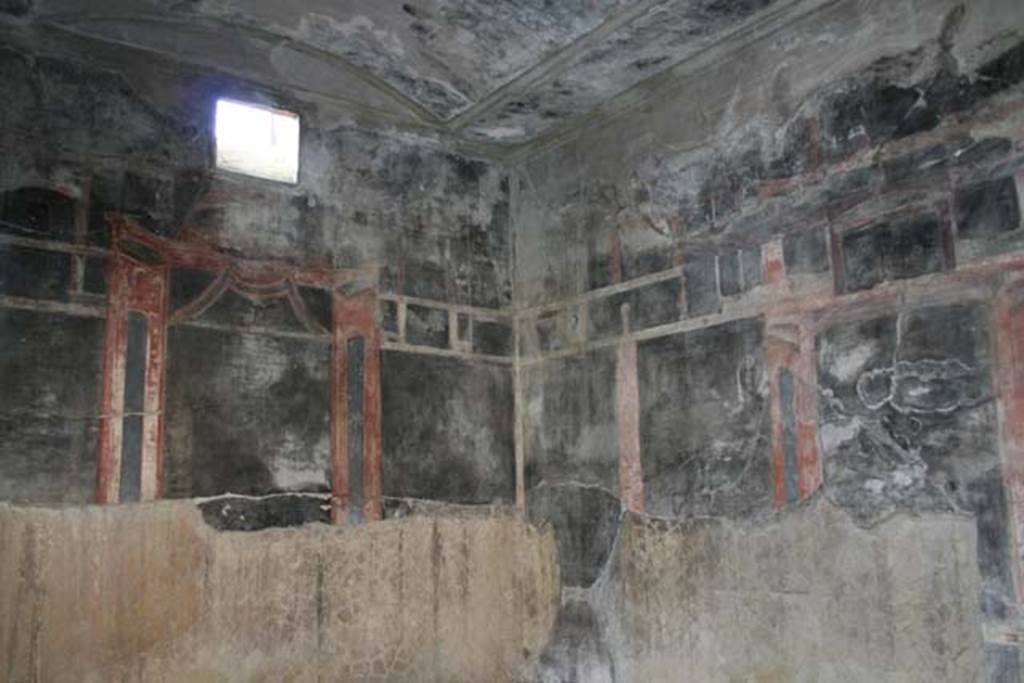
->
<box><xmin>2</xmin><ymin>1</ymin><xmax>1023</xmax><ymax>680</ymax></box>
<box><xmin>520</xmin><ymin>349</ymin><xmax>623</xmax><ymax>674</ymax></box>
<box><xmin>522</xmin><ymin>349</ymin><xmax>624</xmax><ymax>590</ymax></box>
<box><xmin>469</xmin><ymin>0</ymin><xmax>778</xmax><ymax>141</ymax></box>
<box><xmin>0</xmin><ymin>43</ymin><xmax>513</xmax><ymax>309</ymax></box>
<box><xmin>590</xmin><ymin>500</ymin><xmax>985</xmax><ymax>682</ymax></box>
<box><xmin>0</xmin><ymin>310</ymin><xmax>104</xmax><ymax>504</ymax></box>
<box><xmin>529</xmin><ymin>496</ymin><xmax>992</xmax><ymax>682</ymax></box>
<box><xmin>13</xmin><ymin>0</ymin><xmax>788</xmax><ymax>141</ymax></box>
<box><xmin>35</xmin><ymin>0</ymin><xmax>633</xmax><ymax>121</ymax></box>
<box><xmin>163</xmin><ymin>328</ymin><xmax>332</xmax><ymax>499</ymax></box>
<box><xmin>514</xmin><ymin>1</ymin><xmax>1024</xmax><ymax>306</ymax></box>
<box><xmin>638</xmin><ymin>317</ymin><xmax>772</xmax><ymax>520</ymax></box>
<box><xmin>289</xmin><ymin>0</ymin><xmax>634</xmax><ymax>120</ymax></box>
<box><xmin>171</xmin><ymin>122</ymin><xmax>513</xmax><ymax>309</ymax></box>
<box><xmin>0</xmin><ymin>39</ymin><xmax>518</xmax><ymax>523</ymax></box>
<box><xmin>523</xmin><ymin>349</ymin><xmax>619</xmax><ymax>494</ymax></box>
<box><xmin>381</xmin><ymin>351</ymin><xmax>514</xmax><ymax>505</ymax></box>
<box><xmin>816</xmin><ymin>302</ymin><xmax>1015</xmax><ymax>620</ymax></box>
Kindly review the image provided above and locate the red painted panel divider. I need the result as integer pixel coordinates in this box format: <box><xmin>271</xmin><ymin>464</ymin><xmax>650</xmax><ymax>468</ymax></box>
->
<box><xmin>332</xmin><ymin>289</ymin><xmax>383</xmax><ymax>524</ymax></box>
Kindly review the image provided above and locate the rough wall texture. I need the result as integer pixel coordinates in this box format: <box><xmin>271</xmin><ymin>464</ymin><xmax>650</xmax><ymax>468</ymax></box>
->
<box><xmin>513</xmin><ymin>0</ymin><xmax>1024</xmax><ymax>680</ymax></box>
<box><xmin>588</xmin><ymin>500</ymin><xmax>984</xmax><ymax>682</ymax></box>
<box><xmin>526</xmin><ymin>500</ymin><xmax>985</xmax><ymax>682</ymax></box>
<box><xmin>0</xmin><ymin>501</ymin><xmax>560</xmax><ymax>682</ymax></box>
<box><xmin>0</xmin><ymin>499</ymin><xmax>988</xmax><ymax>683</ymax></box>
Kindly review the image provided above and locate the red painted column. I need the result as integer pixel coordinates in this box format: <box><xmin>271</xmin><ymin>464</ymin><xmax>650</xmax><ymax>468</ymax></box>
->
<box><xmin>331</xmin><ymin>289</ymin><xmax>383</xmax><ymax>524</ymax></box>
<box><xmin>796</xmin><ymin>323</ymin><xmax>822</xmax><ymax>498</ymax></box>
<box><xmin>616</xmin><ymin>339</ymin><xmax>644</xmax><ymax>513</ymax></box>
<box><xmin>766</xmin><ymin>326</ymin><xmax>797</xmax><ymax>510</ymax></box>
<box><xmin>766</xmin><ymin>319</ymin><xmax>821</xmax><ymax>510</ymax></box>
<box><xmin>96</xmin><ymin>252</ymin><xmax>168</xmax><ymax>504</ymax></box>
<box><xmin>995</xmin><ymin>281</ymin><xmax>1024</xmax><ymax>603</ymax></box>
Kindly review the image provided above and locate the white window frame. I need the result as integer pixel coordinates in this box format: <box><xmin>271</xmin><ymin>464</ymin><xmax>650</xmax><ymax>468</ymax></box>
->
<box><xmin>214</xmin><ymin>98</ymin><xmax>300</xmax><ymax>184</ymax></box>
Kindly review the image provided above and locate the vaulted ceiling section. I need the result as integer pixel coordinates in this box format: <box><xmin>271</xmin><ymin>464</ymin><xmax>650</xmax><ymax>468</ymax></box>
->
<box><xmin>7</xmin><ymin>0</ymin><xmax>792</xmax><ymax>148</ymax></box>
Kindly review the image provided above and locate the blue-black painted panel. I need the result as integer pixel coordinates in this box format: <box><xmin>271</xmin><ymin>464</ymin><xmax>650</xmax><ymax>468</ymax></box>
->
<box><xmin>119</xmin><ymin>312</ymin><xmax>147</xmax><ymax>502</ymax></box>
<box><xmin>779</xmin><ymin>367</ymin><xmax>798</xmax><ymax>505</ymax></box>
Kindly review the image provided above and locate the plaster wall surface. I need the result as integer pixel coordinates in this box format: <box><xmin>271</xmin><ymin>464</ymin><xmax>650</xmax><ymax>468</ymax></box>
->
<box><xmin>513</xmin><ymin>0</ymin><xmax>1024</xmax><ymax>306</ymax></box>
<box><xmin>592</xmin><ymin>499</ymin><xmax>984</xmax><ymax>682</ymax></box>
<box><xmin>0</xmin><ymin>39</ymin><xmax>516</xmax><ymax>506</ymax></box>
<box><xmin>0</xmin><ymin>41</ymin><xmax>513</xmax><ymax>308</ymax></box>
<box><xmin>510</xmin><ymin>0</ymin><xmax>1024</xmax><ymax>679</ymax></box>
<box><xmin>0</xmin><ymin>501</ymin><xmax>560</xmax><ymax>682</ymax></box>
<box><xmin>0</xmin><ymin>497</ymin><xmax>983</xmax><ymax>681</ymax></box>
<box><xmin>1</xmin><ymin>0</ymin><xmax>1023</xmax><ymax>680</ymax></box>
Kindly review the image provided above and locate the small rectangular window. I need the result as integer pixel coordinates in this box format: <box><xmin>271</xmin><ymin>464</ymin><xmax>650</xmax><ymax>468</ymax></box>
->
<box><xmin>215</xmin><ymin>98</ymin><xmax>300</xmax><ymax>183</ymax></box>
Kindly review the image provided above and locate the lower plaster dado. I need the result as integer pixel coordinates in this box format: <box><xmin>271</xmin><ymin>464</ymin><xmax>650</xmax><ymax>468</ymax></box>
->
<box><xmin>0</xmin><ymin>501</ymin><xmax>559</xmax><ymax>682</ymax></box>
<box><xmin>0</xmin><ymin>498</ymin><xmax>986</xmax><ymax>682</ymax></box>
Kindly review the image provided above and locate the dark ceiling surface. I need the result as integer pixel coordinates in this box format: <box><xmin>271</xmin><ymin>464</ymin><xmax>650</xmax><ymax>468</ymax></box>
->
<box><xmin>4</xmin><ymin>0</ymin><xmax>791</xmax><ymax>147</ymax></box>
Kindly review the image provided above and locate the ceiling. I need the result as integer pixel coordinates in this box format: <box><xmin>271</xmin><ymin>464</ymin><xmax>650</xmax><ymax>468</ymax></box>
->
<box><xmin>8</xmin><ymin>0</ymin><xmax>793</xmax><ymax>149</ymax></box>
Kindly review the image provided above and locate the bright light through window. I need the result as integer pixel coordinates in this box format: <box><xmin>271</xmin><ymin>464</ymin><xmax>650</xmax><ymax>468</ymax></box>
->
<box><xmin>215</xmin><ymin>99</ymin><xmax>300</xmax><ymax>183</ymax></box>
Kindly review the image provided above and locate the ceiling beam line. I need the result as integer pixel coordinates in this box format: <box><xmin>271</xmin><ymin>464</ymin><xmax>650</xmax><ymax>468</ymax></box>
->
<box><xmin>443</xmin><ymin>0</ymin><xmax>668</xmax><ymax>132</ymax></box>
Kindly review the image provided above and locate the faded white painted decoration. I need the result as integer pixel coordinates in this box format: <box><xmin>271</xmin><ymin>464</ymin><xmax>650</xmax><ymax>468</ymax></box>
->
<box><xmin>215</xmin><ymin>99</ymin><xmax>300</xmax><ymax>183</ymax></box>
